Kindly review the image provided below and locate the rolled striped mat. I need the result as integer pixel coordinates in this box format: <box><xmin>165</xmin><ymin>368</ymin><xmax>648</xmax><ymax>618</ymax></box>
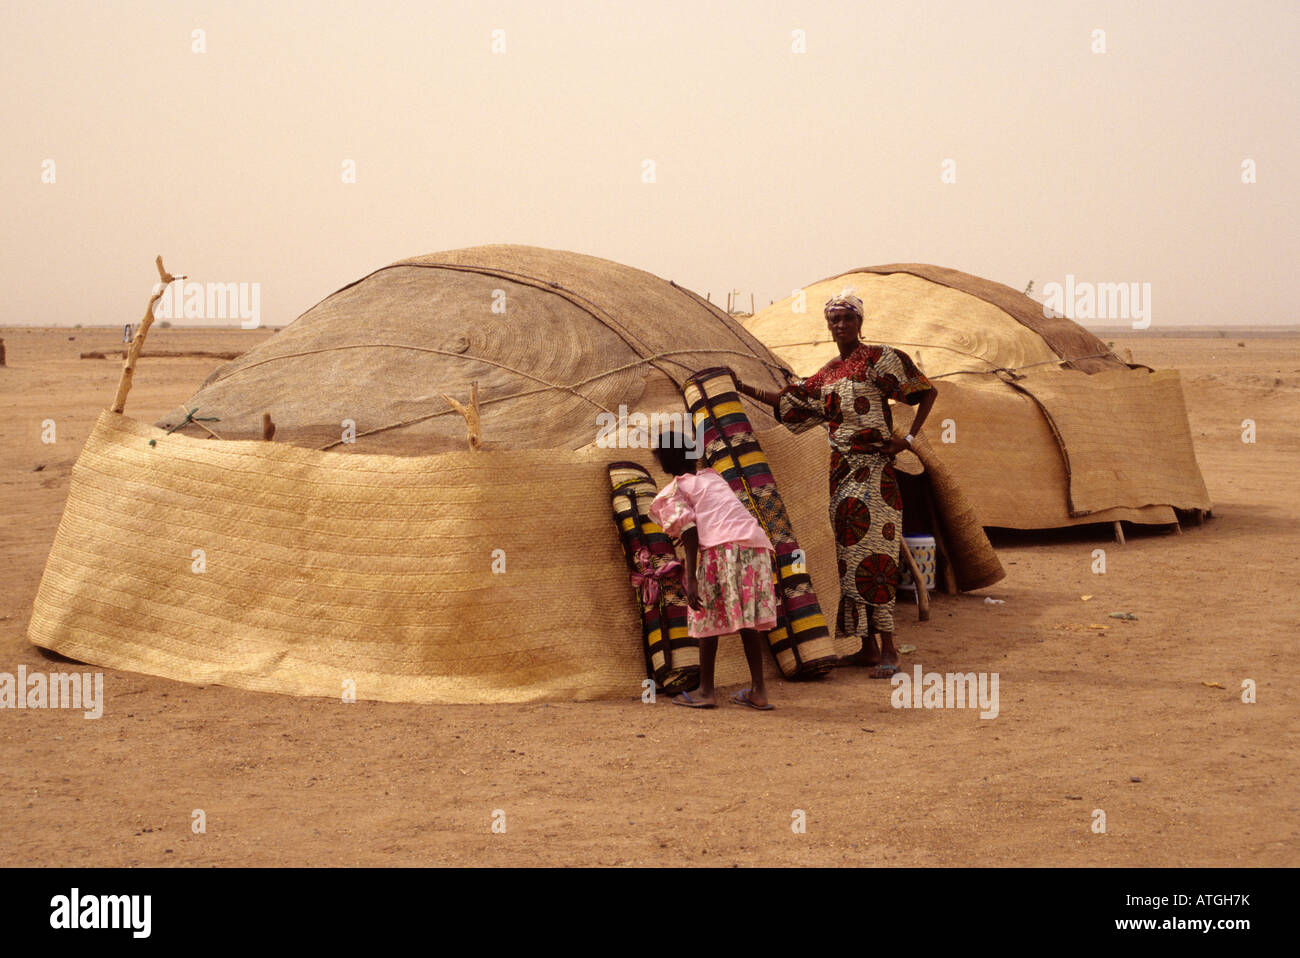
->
<box><xmin>681</xmin><ymin>368</ymin><xmax>836</xmax><ymax>679</ymax></box>
<box><xmin>608</xmin><ymin>462</ymin><xmax>700</xmax><ymax>694</ymax></box>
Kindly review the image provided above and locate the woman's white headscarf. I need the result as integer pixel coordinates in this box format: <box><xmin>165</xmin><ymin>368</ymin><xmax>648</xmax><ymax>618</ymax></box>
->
<box><xmin>823</xmin><ymin>287</ymin><xmax>864</xmax><ymax>318</ymax></box>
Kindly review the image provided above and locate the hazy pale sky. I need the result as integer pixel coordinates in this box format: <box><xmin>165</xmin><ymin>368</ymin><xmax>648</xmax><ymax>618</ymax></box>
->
<box><xmin>3</xmin><ymin>0</ymin><xmax>1296</xmax><ymax>328</ymax></box>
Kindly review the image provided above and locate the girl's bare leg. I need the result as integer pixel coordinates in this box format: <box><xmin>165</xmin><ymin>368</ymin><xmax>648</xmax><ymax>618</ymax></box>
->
<box><xmin>738</xmin><ymin>629</ymin><xmax>769</xmax><ymax>707</ymax></box>
<box><xmin>696</xmin><ymin>635</ymin><xmax>718</xmax><ymax>703</ymax></box>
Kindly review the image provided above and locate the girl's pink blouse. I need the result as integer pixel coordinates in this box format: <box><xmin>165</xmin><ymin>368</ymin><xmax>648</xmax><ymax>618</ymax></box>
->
<box><xmin>648</xmin><ymin>469</ymin><xmax>774</xmax><ymax>552</ymax></box>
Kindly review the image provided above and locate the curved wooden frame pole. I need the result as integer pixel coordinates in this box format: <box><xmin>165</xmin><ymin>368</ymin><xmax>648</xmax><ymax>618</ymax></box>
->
<box><xmin>111</xmin><ymin>256</ymin><xmax>182</xmax><ymax>415</ymax></box>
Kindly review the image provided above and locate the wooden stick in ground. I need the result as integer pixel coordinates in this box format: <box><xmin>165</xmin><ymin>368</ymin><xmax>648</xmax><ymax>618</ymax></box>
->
<box><xmin>111</xmin><ymin>256</ymin><xmax>181</xmax><ymax>414</ymax></box>
<box><xmin>899</xmin><ymin>538</ymin><xmax>931</xmax><ymax>622</ymax></box>
<box><xmin>441</xmin><ymin>380</ymin><xmax>482</xmax><ymax>450</ymax></box>
<box><xmin>1113</xmin><ymin>520</ymin><xmax>1126</xmax><ymax>545</ymax></box>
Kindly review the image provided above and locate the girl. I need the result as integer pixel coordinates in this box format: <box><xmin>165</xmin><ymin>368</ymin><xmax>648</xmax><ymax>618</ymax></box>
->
<box><xmin>648</xmin><ymin>429</ymin><xmax>779</xmax><ymax>710</ymax></box>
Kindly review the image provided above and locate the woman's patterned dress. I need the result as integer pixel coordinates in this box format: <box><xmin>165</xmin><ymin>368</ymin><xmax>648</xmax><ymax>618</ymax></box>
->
<box><xmin>777</xmin><ymin>343</ymin><xmax>935</xmax><ymax>635</ymax></box>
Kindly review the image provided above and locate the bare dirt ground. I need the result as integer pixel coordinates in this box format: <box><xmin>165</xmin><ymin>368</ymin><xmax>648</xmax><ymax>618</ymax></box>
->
<box><xmin>1</xmin><ymin>326</ymin><xmax>1296</xmax><ymax>867</ymax></box>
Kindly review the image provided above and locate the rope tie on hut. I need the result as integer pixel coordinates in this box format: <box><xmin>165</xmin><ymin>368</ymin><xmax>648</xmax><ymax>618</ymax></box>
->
<box><xmin>148</xmin><ymin>408</ymin><xmax>221</xmax><ymax>447</ymax></box>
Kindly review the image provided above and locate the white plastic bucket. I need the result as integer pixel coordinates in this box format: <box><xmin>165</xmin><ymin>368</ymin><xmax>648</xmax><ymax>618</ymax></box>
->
<box><xmin>899</xmin><ymin>535</ymin><xmax>936</xmax><ymax>592</ymax></box>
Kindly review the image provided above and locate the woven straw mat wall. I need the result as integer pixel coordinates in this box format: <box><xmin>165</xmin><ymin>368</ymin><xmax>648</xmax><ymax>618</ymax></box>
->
<box><xmin>28</xmin><ymin>411</ymin><xmax>841</xmax><ymax>704</ymax></box>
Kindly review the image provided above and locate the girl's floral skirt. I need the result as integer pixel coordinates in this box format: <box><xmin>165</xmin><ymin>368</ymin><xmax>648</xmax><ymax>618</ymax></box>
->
<box><xmin>689</xmin><ymin>543</ymin><xmax>778</xmax><ymax>638</ymax></box>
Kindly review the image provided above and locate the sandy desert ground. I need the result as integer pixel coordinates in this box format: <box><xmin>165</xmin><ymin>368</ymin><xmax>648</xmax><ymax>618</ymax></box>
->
<box><xmin>1</xmin><ymin>325</ymin><xmax>1296</xmax><ymax>867</ymax></box>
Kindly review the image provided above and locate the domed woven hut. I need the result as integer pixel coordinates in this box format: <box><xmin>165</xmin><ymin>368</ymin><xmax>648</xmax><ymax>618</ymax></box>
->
<box><xmin>745</xmin><ymin>264</ymin><xmax>1212</xmax><ymax>531</ymax></box>
<box><xmin>158</xmin><ymin>245</ymin><xmax>789</xmax><ymax>453</ymax></box>
<box><xmin>24</xmin><ymin>248</ymin><xmax>845</xmax><ymax>704</ymax></box>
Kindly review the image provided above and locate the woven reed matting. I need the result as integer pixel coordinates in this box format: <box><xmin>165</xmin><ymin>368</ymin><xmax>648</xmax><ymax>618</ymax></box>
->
<box><xmin>160</xmin><ymin>245</ymin><xmax>790</xmax><ymax>455</ymax></box>
<box><xmin>28</xmin><ymin>411</ymin><xmax>837</xmax><ymax>703</ymax></box>
<box><xmin>748</xmin><ymin>271</ymin><xmax>1081</xmax><ymax>379</ymax></box>
<box><xmin>847</xmin><ymin>265</ymin><xmax>1124</xmax><ymax>374</ymax></box>
<box><xmin>902</xmin><ymin>431</ymin><xmax>1004</xmax><ymax>591</ymax></box>
<box><xmin>892</xmin><ymin>378</ymin><xmax>1200</xmax><ymax>529</ymax></box>
<box><xmin>1005</xmin><ymin>368</ymin><xmax>1212</xmax><ymax>516</ymax></box>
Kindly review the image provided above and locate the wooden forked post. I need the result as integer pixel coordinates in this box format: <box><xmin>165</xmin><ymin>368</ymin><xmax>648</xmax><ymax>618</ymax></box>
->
<box><xmin>441</xmin><ymin>381</ymin><xmax>483</xmax><ymax>451</ymax></box>
<box><xmin>111</xmin><ymin>256</ymin><xmax>181</xmax><ymax>415</ymax></box>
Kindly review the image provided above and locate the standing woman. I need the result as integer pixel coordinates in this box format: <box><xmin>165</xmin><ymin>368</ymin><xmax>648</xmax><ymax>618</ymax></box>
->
<box><xmin>736</xmin><ymin>290</ymin><xmax>937</xmax><ymax>677</ymax></box>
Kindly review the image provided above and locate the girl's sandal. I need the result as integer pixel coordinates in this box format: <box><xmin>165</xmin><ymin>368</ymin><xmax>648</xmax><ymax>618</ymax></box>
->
<box><xmin>731</xmin><ymin>689</ymin><xmax>775</xmax><ymax>711</ymax></box>
<box><xmin>673</xmin><ymin>691</ymin><xmax>716</xmax><ymax>709</ymax></box>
